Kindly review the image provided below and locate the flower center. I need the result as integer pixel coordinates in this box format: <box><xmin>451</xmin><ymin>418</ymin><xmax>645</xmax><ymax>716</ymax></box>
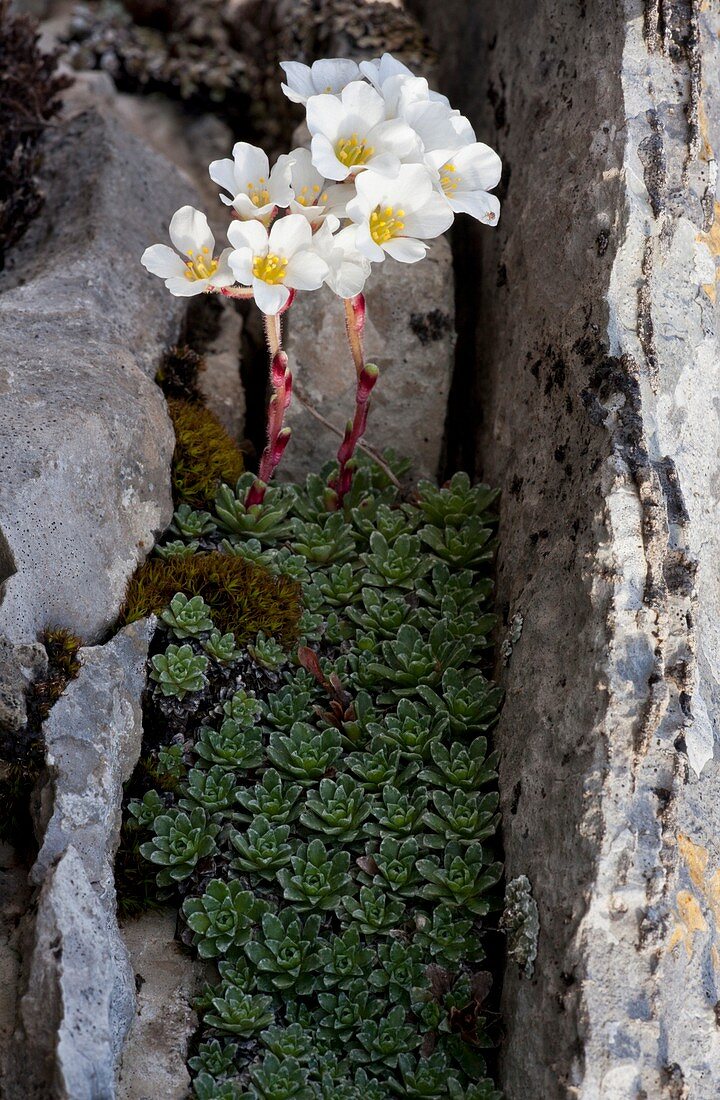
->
<box><xmin>295</xmin><ymin>183</ymin><xmax>328</xmax><ymax>207</ymax></box>
<box><xmin>246</xmin><ymin>177</ymin><xmax>271</xmax><ymax>207</ymax></box>
<box><xmin>369</xmin><ymin>205</ymin><xmax>406</xmax><ymax>245</ymax></box>
<box><xmin>252</xmin><ymin>253</ymin><xmax>288</xmax><ymax>285</ymax></box>
<box><xmin>336</xmin><ymin>133</ymin><xmax>375</xmax><ymax>168</ymax></box>
<box><xmin>440</xmin><ymin>162</ymin><xmax>459</xmax><ymax>195</ymax></box>
<box><xmin>184</xmin><ymin>247</ymin><xmax>218</xmax><ymax>281</ymax></box>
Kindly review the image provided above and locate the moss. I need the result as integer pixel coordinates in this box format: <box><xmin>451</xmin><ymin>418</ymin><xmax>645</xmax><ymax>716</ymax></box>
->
<box><xmin>168</xmin><ymin>398</ymin><xmax>245</xmax><ymax>509</ymax></box>
<box><xmin>121</xmin><ymin>552</ymin><xmax>301</xmax><ymax>645</ymax></box>
<box><xmin>156</xmin><ymin>343</ymin><xmax>206</xmax><ymax>404</ymax></box>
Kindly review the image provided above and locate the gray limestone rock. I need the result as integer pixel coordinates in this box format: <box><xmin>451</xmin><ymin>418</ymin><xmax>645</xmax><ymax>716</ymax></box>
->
<box><xmin>31</xmin><ymin>618</ymin><xmax>154</xmax><ymax>898</ymax></box>
<box><xmin>282</xmin><ymin>238</ymin><xmax>456</xmax><ymax>483</ymax></box>
<box><xmin>0</xmin><ymin>106</ymin><xmax>192</xmax><ymax>644</ymax></box>
<box><xmin>4</xmin><ymin>618</ymin><xmax>153</xmax><ymax>1099</ymax></box>
<box><xmin>417</xmin><ymin>0</ymin><xmax>720</xmax><ymax>1095</ymax></box>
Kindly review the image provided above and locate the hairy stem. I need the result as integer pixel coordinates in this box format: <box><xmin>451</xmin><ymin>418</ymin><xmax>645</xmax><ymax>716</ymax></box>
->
<box><xmin>245</xmin><ymin>308</ymin><xmax>294</xmax><ymax>507</ymax></box>
<box><xmin>328</xmin><ymin>293</ymin><xmax>379</xmax><ymax>507</ymax></box>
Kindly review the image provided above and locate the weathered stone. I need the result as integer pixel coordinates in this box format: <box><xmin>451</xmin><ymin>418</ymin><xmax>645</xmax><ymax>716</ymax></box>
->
<box><xmin>14</xmin><ymin>847</ymin><xmax>126</xmax><ymax>1100</ymax></box>
<box><xmin>282</xmin><ymin>238</ymin><xmax>455</xmax><ymax>482</ymax></box>
<box><xmin>417</xmin><ymin>0</ymin><xmax>720</xmax><ymax>1095</ymax></box>
<box><xmin>31</xmin><ymin>618</ymin><xmax>154</xmax><ymax>898</ymax></box>
<box><xmin>0</xmin><ymin>107</ymin><xmax>192</xmax><ymax>645</ymax></box>
<box><xmin>0</xmin><ymin>637</ymin><xmax>27</xmax><ymax>734</ymax></box>
<box><xmin>118</xmin><ymin>909</ymin><xmax>208</xmax><ymax>1100</ymax></box>
<box><xmin>5</xmin><ymin>619</ymin><xmax>153</xmax><ymax>1099</ymax></box>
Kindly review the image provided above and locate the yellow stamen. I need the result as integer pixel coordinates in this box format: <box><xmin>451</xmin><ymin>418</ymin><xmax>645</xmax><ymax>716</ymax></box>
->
<box><xmin>246</xmin><ymin>180</ymin><xmax>271</xmax><ymax>207</ymax></box>
<box><xmin>440</xmin><ymin>162</ymin><xmax>460</xmax><ymax>195</ymax></box>
<box><xmin>252</xmin><ymin>253</ymin><xmax>288</xmax><ymax>285</ymax></box>
<box><xmin>335</xmin><ymin>132</ymin><xmax>375</xmax><ymax>168</ymax></box>
<box><xmin>184</xmin><ymin>253</ymin><xmax>218</xmax><ymax>281</ymax></box>
<box><xmin>369</xmin><ymin>204</ymin><xmax>407</xmax><ymax>245</ymax></box>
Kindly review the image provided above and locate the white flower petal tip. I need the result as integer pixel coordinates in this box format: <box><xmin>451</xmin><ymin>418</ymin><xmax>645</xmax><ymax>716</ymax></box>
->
<box><xmin>280</xmin><ymin>58</ymin><xmax>360</xmax><ymax>104</ymax></box>
<box><xmin>142</xmin><ymin>207</ymin><xmax>235</xmax><ymax>297</ymax></box>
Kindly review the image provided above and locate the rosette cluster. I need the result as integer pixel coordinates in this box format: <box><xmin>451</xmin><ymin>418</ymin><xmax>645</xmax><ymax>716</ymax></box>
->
<box><xmin>142</xmin><ymin>52</ymin><xmax>502</xmax><ymax>315</ymax></box>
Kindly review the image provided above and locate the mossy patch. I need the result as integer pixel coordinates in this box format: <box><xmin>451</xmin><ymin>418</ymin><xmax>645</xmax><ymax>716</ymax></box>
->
<box><xmin>121</xmin><ymin>552</ymin><xmax>301</xmax><ymax>645</ymax></box>
<box><xmin>168</xmin><ymin>397</ymin><xmax>245</xmax><ymax>509</ymax></box>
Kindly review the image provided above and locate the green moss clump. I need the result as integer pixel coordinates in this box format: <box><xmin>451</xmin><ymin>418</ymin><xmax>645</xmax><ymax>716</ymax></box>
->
<box><xmin>168</xmin><ymin>398</ymin><xmax>245</xmax><ymax>509</ymax></box>
<box><xmin>121</xmin><ymin>553</ymin><xmax>301</xmax><ymax>645</ymax></box>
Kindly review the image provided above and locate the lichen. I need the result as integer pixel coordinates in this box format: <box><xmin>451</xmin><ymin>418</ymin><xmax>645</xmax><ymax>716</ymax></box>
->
<box><xmin>121</xmin><ymin>552</ymin><xmax>301</xmax><ymax>645</ymax></box>
<box><xmin>167</xmin><ymin>397</ymin><xmax>245</xmax><ymax>509</ymax></box>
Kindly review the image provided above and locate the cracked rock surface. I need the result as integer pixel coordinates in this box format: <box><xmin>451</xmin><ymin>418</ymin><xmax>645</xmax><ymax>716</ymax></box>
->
<box><xmin>3</xmin><ymin>618</ymin><xmax>153</xmax><ymax>1100</ymax></box>
<box><xmin>0</xmin><ymin>106</ymin><xmax>191</xmax><ymax>645</ymax></box>
<box><xmin>417</xmin><ymin>0</ymin><xmax>720</xmax><ymax>1095</ymax></box>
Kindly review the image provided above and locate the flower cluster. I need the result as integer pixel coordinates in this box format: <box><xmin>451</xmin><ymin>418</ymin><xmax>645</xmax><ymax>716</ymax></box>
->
<box><xmin>142</xmin><ymin>52</ymin><xmax>501</xmax><ymax>312</ymax></box>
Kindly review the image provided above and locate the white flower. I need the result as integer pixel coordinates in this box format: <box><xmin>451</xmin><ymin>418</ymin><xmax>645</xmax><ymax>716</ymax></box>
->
<box><xmin>280</xmin><ymin>58</ymin><xmax>360</xmax><ymax>105</ymax></box>
<box><xmin>227</xmin><ymin>214</ymin><xmax>328</xmax><ymax>314</ymax></box>
<box><xmin>313</xmin><ymin>218</ymin><xmax>371</xmax><ymax>298</ymax></box>
<box><xmin>285</xmin><ymin>147</ymin><xmax>350</xmax><ymax>226</ymax></box>
<box><xmin>209</xmin><ymin>142</ymin><xmax>293</xmax><ymax>221</ymax></box>
<box><xmin>346</xmin><ymin>164</ymin><xmax>454</xmax><ymax>264</ymax></box>
<box><xmin>401</xmin><ymin>97</ymin><xmax>476</xmax><ymax>155</ymax></box>
<box><xmin>359</xmin><ymin>53</ymin><xmax>450</xmax><ymax>107</ymax></box>
<box><xmin>307</xmin><ymin>80</ymin><xmax>419</xmax><ymax>182</ymax></box>
<box><xmin>141</xmin><ymin>206</ymin><xmax>234</xmax><ymax>297</ymax></box>
<box><xmin>426</xmin><ymin>143</ymin><xmax>502</xmax><ymax>224</ymax></box>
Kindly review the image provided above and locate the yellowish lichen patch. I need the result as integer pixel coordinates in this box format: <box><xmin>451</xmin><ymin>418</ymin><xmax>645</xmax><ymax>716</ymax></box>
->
<box><xmin>669</xmin><ymin>834</ymin><xmax>720</xmax><ymax>965</ymax></box>
<box><xmin>695</xmin><ymin>199</ymin><xmax>720</xmax><ymax>302</ymax></box>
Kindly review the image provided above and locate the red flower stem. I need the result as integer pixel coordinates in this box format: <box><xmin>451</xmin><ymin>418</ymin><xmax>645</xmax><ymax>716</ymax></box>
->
<box><xmin>329</xmin><ymin>293</ymin><xmax>378</xmax><ymax>506</ymax></box>
<box><xmin>343</xmin><ymin>293</ymin><xmax>365</xmax><ymax>378</ymax></box>
<box><xmin>245</xmin><ymin>306</ymin><xmax>294</xmax><ymax>507</ymax></box>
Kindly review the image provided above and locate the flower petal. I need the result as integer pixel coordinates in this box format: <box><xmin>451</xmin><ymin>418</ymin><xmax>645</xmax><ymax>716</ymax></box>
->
<box><xmin>231</xmin><ymin>142</ymin><xmax>270</xmax><ymax>187</ymax></box>
<box><xmin>310</xmin><ymin>58</ymin><xmax>360</xmax><ymax>94</ymax></box>
<box><xmin>209</xmin><ymin>248</ymin><xmax>236</xmax><ymax>288</ymax></box>
<box><xmin>402</xmin><ymin>192</ymin><xmax>455</xmax><ymax>239</ymax></box>
<box><xmin>228</xmin><ymin>246</ymin><xmax>254</xmax><ymax>285</ymax></box>
<box><xmin>231</xmin><ymin>194</ymin><xmax>275</xmax><ymax>221</ymax></box>
<box><xmin>164</xmin><ymin>276</ymin><xmax>210</xmax><ymax>296</ymax></box>
<box><xmin>452</xmin><ymin>143</ymin><xmax>502</xmax><ymax>191</ymax></box>
<box><xmin>450</xmin><ymin>189</ymin><xmax>501</xmax><ymax>225</ymax></box>
<box><xmin>253</xmin><ymin>279</ymin><xmax>290</xmax><ymax>315</ymax></box>
<box><xmin>310</xmin><ymin>134</ymin><xmax>347</xmax><ymax>181</ymax></box>
<box><xmin>269</xmin><ymin>153</ymin><xmax>295</xmax><ymax>206</ymax></box>
<box><xmin>280</xmin><ymin>61</ymin><xmax>316</xmax><ymax>104</ymax></box>
<box><xmin>354</xmin><ymin>221</ymin><xmax>385</xmax><ymax>263</ymax></box>
<box><xmin>208</xmin><ymin>157</ymin><xmax>238</xmax><ymax>196</ymax></box>
<box><xmin>382</xmin><ymin>237</ymin><xmax>428</xmax><ymax>263</ymax></box>
<box><xmin>285</xmin><ymin>250</ymin><xmax>329</xmax><ymax>290</ymax></box>
<box><xmin>339</xmin><ymin>80</ymin><xmax>385</xmax><ymax>130</ymax></box>
<box><xmin>141</xmin><ymin>243</ymin><xmax>186</xmax><ymax>279</ymax></box>
<box><xmin>306</xmin><ymin>93</ymin><xmax>346</xmax><ymax>141</ymax></box>
<box><xmin>169</xmin><ymin>207</ymin><xmax>214</xmax><ymax>256</ymax></box>
<box><xmin>227</xmin><ymin>219</ymin><xmax>269</xmax><ymax>253</ymax></box>
<box><xmin>269</xmin><ymin>214</ymin><xmax>313</xmax><ymax>257</ymax></box>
